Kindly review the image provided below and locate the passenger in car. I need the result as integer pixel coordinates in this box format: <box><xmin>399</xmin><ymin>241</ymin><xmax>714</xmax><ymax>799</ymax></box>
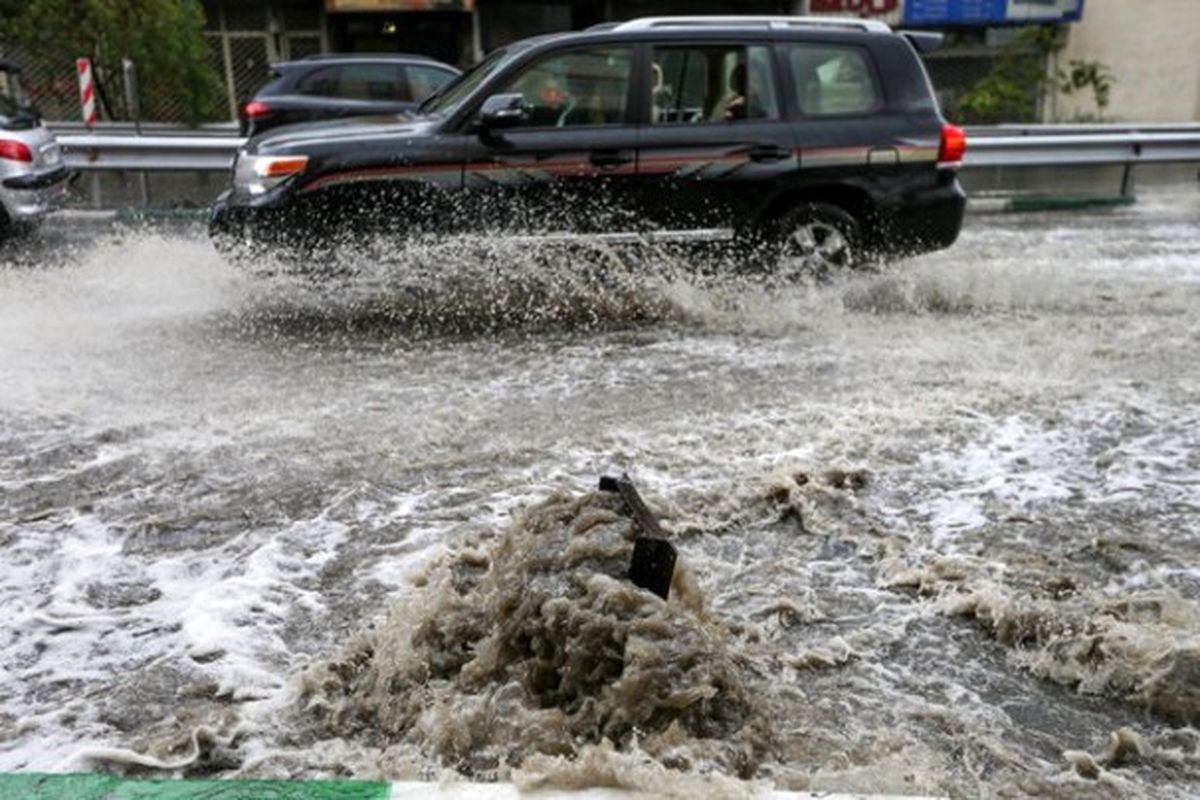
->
<box><xmin>713</xmin><ymin>63</ymin><xmax>749</xmax><ymax>122</ymax></box>
<box><xmin>650</xmin><ymin>62</ymin><xmax>668</xmax><ymax>123</ymax></box>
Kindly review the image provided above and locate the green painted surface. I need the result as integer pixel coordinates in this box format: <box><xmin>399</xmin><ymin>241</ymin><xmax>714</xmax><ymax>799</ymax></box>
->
<box><xmin>0</xmin><ymin>773</ymin><xmax>391</xmax><ymax>800</ymax></box>
<box><xmin>1007</xmin><ymin>194</ymin><xmax>1136</xmax><ymax>212</ymax></box>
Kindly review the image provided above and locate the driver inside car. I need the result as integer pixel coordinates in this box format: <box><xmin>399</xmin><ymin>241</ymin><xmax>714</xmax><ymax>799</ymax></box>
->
<box><xmin>522</xmin><ymin>75</ymin><xmax>570</xmax><ymax>126</ymax></box>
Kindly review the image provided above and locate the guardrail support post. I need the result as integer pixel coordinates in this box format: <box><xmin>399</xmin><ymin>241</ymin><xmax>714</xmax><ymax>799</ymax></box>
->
<box><xmin>89</xmin><ymin>173</ymin><xmax>103</xmax><ymax>209</ymax></box>
<box><xmin>122</xmin><ymin>58</ymin><xmax>150</xmax><ymax>208</ymax></box>
<box><xmin>1119</xmin><ymin>162</ymin><xmax>1134</xmax><ymax>198</ymax></box>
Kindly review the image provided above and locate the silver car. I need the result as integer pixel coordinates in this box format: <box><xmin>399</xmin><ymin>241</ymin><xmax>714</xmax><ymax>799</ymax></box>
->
<box><xmin>1</xmin><ymin>60</ymin><xmax>68</xmax><ymax>243</ymax></box>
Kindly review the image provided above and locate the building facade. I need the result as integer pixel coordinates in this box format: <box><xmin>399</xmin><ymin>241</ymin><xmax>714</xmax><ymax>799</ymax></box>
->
<box><xmin>200</xmin><ymin>0</ymin><xmax>795</xmax><ymax>119</ymax></box>
<box><xmin>1050</xmin><ymin>0</ymin><xmax>1200</xmax><ymax>122</ymax></box>
<box><xmin>197</xmin><ymin>0</ymin><xmax>1093</xmax><ymax>122</ymax></box>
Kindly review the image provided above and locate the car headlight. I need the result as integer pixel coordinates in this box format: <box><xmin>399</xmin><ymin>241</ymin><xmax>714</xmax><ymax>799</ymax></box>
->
<box><xmin>234</xmin><ymin>152</ymin><xmax>309</xmax><ymax>196</ymax></box>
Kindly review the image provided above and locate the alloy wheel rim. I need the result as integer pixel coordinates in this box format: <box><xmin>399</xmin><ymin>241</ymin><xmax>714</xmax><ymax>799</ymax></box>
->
<box><xmin>785</xmin><ymin>220</ymin><xmax>851</xmax><ymax>270</ymax></box>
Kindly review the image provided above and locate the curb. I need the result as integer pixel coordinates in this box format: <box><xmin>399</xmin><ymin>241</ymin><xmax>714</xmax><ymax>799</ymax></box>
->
<box><xmin>967</xmin><ymin>194</ymin><xmax>1136</xmax><ymax>214</ymax></box>
<box><xmin>0</xmin><ymin>773</ymin><xmax>386</xmax><ymax>799</ymax></box>
<box><xmin>113</xmin><ymin>207</ymin><xmax>210</xmax><ymax>225</ymax></box>
<box><xmin>53</xmin><ymin>208</ymin><xmax>208</xmax><ymax>226</ymax></box>
<box><xmin>53</xmin><ymin>209</ymin><xmax>118</xmax><ymax>224</ymax></box>
<box><xmin>1</xmin><ymin>774</ymin><xmax>945</xmax><ymax>799</ymax></box>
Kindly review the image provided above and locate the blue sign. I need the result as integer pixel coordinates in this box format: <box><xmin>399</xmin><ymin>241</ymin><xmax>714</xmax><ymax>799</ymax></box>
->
<box><xmin>903</xmin><ymin>0</ymin><xmax>1084</xmax><ymax>25</ymax></box>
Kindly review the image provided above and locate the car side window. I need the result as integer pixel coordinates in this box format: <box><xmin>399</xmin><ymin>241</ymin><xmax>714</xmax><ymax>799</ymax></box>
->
<box><xmin>785</xmin><ymin>44</ymin><xmax>880</xmax><ymax>116</ymax></box>
<box><xmin>497</xmin><ymin>47</ymin><xmax>632</xmax><ymax>128</ymax></box>
<box><xmin>298</xmin><ymin>64</ymin><xmax>411</xmax><ymax>102</ymax></box>
<box><xmin>297</xmin><ymin>66</ymin><xmax>342</xmax><ymax>98</ymax></box>
<box><xmin>340</xmin><ymin>64</ymin><xmax>411</xmax><ymax>102</ymax></box>
<box><xmin>406</xmin><ymin>65</ymin><xmax>456</xmax><ymax>101</ymax></box>
<box><xmin>650</xmin><ymin>45</ymin><xmax>779</xmax><ymax>124</ymax></box>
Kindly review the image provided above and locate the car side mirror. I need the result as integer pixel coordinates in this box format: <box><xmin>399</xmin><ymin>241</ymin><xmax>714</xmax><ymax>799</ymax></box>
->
<box><xmin>478</xmin><ymin>93</ymin><xmax>529</xmax><ymax>133</ymax></box>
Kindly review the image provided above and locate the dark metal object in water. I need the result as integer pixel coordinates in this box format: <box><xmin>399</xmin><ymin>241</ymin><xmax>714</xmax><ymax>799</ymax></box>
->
<box><xmin>599</xmin><ymin>474</ymin><xmax>677</xmax><ymax>600</ymax></box>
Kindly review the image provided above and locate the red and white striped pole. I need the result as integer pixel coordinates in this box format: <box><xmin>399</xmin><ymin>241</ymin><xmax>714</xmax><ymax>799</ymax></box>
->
<box><xmin>76</xmin><ymin>57</ymin><xmax>97</xmax><ymax>127</ymax></box>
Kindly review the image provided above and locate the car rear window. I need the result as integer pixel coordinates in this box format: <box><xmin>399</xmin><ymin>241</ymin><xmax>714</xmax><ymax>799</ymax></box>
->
<box><xmin>784</xmin><ymin>44</ymin><xmax>880</xmax><ymax>117</ymax></box>
<box><xmin>0</xmin><ymin>93</ymin><xmax>20</xmax><ymax>118</ymax></box>
<box><xmin>297</xmin><ymin>63</ymin><xmax>412</xmax><ymax>102</ymax></box>
<box><xmin>0</xmin><ymin>91</ymin><xmax>34</xmax><ymax>130</ymax></box>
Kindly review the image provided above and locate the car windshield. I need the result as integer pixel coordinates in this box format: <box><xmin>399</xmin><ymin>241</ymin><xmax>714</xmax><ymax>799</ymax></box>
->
<box><xmin>419</xmin><ymin>47</ymin><xmax>515</xmax><ymax>117</ymax></box>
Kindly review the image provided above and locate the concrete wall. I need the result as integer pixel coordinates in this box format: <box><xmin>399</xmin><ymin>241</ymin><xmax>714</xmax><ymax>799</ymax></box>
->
<box><xmin>1054</xmin><ymin>0</ymin><xmax>1200</xmax><ymax>122</ymax></box>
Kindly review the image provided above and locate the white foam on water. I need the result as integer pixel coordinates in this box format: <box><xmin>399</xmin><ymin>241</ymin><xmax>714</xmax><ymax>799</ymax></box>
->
<box><xmin>904</xmin><ymin>395</ymin><xmax>1200</xmax><ymax>553</ymax></box>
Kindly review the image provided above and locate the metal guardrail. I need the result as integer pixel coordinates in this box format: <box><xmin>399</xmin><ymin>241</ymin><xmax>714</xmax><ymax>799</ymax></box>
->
<box><xmin>47</xmin><ymin>121</ymin><xmax>241</xmax><ymax>136</ymax></box>
<box><xmin>58</xmin><ymin>133</ymin><xmax>245</xmax><ymax>171</ymax></box>
<box><xmin>967</xmin><ymin>122</ymin><xmax>1200</xmax><ymax>136</ymax></box>
<box><xmin>963</xmin><ymin>125</ymin><xmax>1200</xmax><ymax>195</ymax></box>
<box><xmin>52</xmin><ymin>123</ymin><xmax>1200</xmax><ymax>174</ymax></box>
<box><xmin>966</xmin><ymin>130</ymin><xmax>1200</xmax><ymax>168</ymax></box>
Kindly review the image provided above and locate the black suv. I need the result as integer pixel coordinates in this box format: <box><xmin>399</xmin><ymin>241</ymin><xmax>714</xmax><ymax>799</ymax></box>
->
<box><xmin>212</xmin><ymin>16</ymin><xmax>966</xmax><ymax>274</ymax></box>
<box><xmin>239</xmin><ymin>53</ymin><xmax>460</xmax><ymax>136</ymax></box>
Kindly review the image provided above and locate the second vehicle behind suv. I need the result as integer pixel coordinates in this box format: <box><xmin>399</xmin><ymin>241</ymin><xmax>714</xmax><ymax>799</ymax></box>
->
<box><xmin>1</xmin><ymin>59</ymin><xmax>69</xmax><ymax>246</ymax></box>
<box><xmin>239</xmin><ymin>53</ymin><xmax>460</xmax><ymax>136</ymax></box>
<box><xmin>213</xmin><ymin>16</ymin><xmax>967</xmax><ymax>276</ymax></box>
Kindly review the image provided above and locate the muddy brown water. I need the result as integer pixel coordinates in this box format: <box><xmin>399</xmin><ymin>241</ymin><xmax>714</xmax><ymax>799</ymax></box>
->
<box><xmin>1</xmin><ymin>194</ymin><xmax>1199</xmax><ymax>798</ymax></box>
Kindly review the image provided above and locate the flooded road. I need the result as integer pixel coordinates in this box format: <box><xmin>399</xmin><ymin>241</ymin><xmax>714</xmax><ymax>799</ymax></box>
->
<box><xmin>1</xmin><ymin>194</ymin><xmax>1198</xmax><ymax>798</ymax></box>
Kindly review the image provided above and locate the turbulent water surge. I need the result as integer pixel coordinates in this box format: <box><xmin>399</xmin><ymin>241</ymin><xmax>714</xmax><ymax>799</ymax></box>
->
<box><xmin>1</xmin><ymin>194</ymin><xmax>1198</xmax><ymax>798</ymax></box>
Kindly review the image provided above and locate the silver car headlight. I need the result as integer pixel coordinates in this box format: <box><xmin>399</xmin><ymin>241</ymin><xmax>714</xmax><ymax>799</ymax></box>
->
<box><xmin>234</xmin><ymin>151</ymin><xmax>309</xmax><ymax>196</ymax></box>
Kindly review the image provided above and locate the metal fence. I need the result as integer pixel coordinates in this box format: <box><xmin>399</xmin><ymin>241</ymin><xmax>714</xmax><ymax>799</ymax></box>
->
<box><xmin>4</xmin><ymin>47</ymin><xmax>84</xmax><ymax>124</ymax></box>
<box><xmin>5</xmin><ymin>45</ymin><xmax>228</xmax><ymax>125</ymax></box>
<box><xmin>4</xmin><ymin>30</ymin><xmax>321</xmax><ymax>125</ymax></box>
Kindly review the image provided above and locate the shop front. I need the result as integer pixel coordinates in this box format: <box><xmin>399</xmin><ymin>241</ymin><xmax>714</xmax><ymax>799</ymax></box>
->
<box><xmin>325</xmin><ymin>0</ymin><xmax>478</xmax><ymax>66</ymax></box>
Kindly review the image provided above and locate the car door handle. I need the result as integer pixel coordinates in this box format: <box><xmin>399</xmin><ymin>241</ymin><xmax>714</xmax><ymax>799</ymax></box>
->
<box><xmin>868</xmin><ymin>146</ymin><xmax>900</xmax><ymax>165</ymax></box>
<box><xmin>747</xmin><ymin>143</ymin><xmax>792</xmax><ymax>163</ymax></box>
<box><xmin>590</xmin><ymin>150</ymin><xmax>633</xmax><ymax>169</ymax></box>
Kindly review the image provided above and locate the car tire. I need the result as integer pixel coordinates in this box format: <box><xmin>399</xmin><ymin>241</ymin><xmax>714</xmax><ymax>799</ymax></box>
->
<box><xmin>763</xmin><ymin>202</ymin><xmax>864</xmax><ymax>281</ymax></box>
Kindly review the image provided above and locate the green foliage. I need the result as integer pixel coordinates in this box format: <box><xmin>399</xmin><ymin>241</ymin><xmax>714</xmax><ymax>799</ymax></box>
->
<box><xmin>1058</xmin><ymin>59</ymin><xmax>1115</xmax><ymax>119</ymax></box>
<box><xmin>951</xmin><ymin>26</ymin><xmax>1064</xmax><ymax>125</ymax></box>
<box><xmin>0</xmin><ymin>0</ymin><xmax>220</xmax><ymax>123</ymax></box>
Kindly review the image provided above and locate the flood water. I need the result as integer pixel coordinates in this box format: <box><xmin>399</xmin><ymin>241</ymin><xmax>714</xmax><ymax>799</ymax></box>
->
<box><xmin>1</xmin><ymin>194</ymin><xmax>1198</xmax><ymax>798</ymax></box>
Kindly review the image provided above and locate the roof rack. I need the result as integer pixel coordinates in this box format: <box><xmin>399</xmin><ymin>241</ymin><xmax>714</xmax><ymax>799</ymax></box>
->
<box><xmin>608</xmin><ymin>15</ymin><xmax>892</xmax><ymax>34</ymax></box>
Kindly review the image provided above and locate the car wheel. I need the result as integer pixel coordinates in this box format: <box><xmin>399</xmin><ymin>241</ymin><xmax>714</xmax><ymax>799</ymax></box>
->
<box><xmin>766</xmin><ymin>202</ymin><xmax>863</xmax><ymax>281</ymax></box>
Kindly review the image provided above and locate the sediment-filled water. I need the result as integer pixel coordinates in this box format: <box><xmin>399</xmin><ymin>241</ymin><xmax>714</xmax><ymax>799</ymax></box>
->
<box><xmin>1</xmin><ymin>194</ymin><xmax>1198</xmax><ymax>797</ymax></box>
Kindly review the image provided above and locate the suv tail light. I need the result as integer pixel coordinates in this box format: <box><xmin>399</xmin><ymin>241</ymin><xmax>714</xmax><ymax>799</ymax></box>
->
<box><xmin>240</xmin><ymin>100</ymin><xmax>273</xmax><ymax>120</ymax></box>
<box><xmin>938</xmin><ymin>123</ymin><xmax>966</xmax><ymax>168</ymax></box>
<box><xmin>0</xmin><ymin>139</ymin><xmax>33</xmax><ymax>163</ymax></box>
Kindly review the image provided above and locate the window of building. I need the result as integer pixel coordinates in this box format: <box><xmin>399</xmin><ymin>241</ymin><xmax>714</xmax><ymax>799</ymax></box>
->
<box><xmin>650</xmin><ymin>45</ymin><xmax>779</xmax><ymax>124</ymax></box>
